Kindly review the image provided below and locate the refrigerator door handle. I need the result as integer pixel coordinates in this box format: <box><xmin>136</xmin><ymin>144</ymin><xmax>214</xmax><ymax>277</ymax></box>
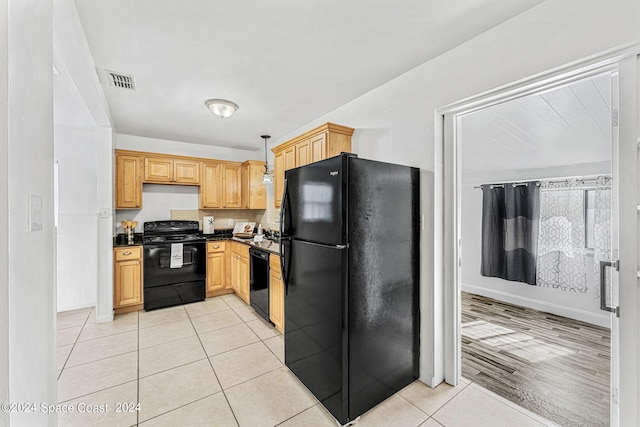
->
<box><xmin>280</xmin><ymin>237</ymin><xmax>291</xmax><ymax>294</ymax></box>
<box><xmin>280</xmin><ymin>178</ymin><xmax>289</xmax><ymax>238</ymax></box>
<box><xmin>279</xmin><ymin>177</ymin><xmax>288</xmax><ymax>294</ymax></box>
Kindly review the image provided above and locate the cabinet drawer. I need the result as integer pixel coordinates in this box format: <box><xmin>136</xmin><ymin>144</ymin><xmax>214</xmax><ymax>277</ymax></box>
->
<box><xmin>207</xmin><ymin>241</ymin><xmax>227</xmax><ymax>253</ymax></box>
<box><xmin>114</xmin><ymin>246</ymin><xmax>142</xmax><ymax>261</ymax></box>
<box><xmin>231</xmin><ymin>241</ymin><xmax>250</xmax><ymax>258</ymax></box>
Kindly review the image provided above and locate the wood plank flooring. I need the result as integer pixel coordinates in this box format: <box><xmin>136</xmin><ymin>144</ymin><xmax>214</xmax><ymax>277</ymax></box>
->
<box><xmin>461</xmin><ymin>292</ymin><xmax>610</xmax><ymax>427</ymax></box>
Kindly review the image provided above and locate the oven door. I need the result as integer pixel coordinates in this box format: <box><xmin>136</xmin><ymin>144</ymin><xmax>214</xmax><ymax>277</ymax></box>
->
<box><xmin>143</xmin><ymin>241</ymin><xmax>206</xmax><ymax>288</ymax></box>
<box><xmin>143</xmin><ymin>241</ymin><xmax>206</xmax><ymax>311</ymax></box>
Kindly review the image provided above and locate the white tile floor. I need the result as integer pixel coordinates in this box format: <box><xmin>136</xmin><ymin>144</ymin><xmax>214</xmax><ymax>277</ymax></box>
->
<box><xmin>57</xmin><ymin>294</ymin><xmax>560</xmax><ymax>427</ymax></box>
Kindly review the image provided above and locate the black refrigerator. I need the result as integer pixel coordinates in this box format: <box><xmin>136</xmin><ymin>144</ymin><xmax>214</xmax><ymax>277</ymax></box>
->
<box><xmin>279</xmin><ymin>153</ymin><xmax>420</xmax><ymax>425</ymax></box>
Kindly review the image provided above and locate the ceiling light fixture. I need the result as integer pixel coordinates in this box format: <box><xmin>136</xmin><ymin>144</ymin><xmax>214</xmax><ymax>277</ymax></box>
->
<box><xmin>205</xmin><ymin>99</ymin><xmax>239</xmax><ymax>119</ymax></box>
<box><xmin>261</xmin><ymin>135</ymin><xmax>272</xmax><ymax>184</ymax></box>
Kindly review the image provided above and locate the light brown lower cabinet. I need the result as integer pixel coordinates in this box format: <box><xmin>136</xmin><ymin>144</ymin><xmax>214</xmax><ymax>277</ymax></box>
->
<box><xmin>206</xmin><ymin>241</ymin><xmax>231</xmax><ymax>297</ymax></box>
<box><xmin>113</xmin><ymin>246</ymin><xmax>143</xmax><ymax>314</ymax></box>
<box><xmin>231</xmin><ymin>242</ymin><xmax>250</xmax><ymax>304</ymax></box>
<box><xmin>269</xmin><ymin>254</ymin><xmax>284</xmax><ymax>333</ymax></box>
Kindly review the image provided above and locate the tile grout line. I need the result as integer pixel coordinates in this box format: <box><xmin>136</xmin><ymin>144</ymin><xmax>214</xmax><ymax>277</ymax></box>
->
<box><xmin>136</xmin><ymin>309</ymin><xmax>140</xmax><ymax>427</ymax></box>
<box><xmin>135</xmin><ymin>392</ymin><xmax>222</xmax><ymax>426</ymax></box>
<box><xmin>187</xmin><ymin>297</ymin><xmax>242</xmax><ymax>427</ymax></box>
<box><xmin>395</xmin><ymin>388</ymin><xmax>442</xmax><ymax>422</ymax></box>
<box><xmin>57</xmin><ymin>380</ymin><xmax>139</xmax><ymax>406</ymax></box>
<box><xmin>56</xmin><ymin>308</ymin><xmax>94</xmax><ymax>382</ymax></box>
<box><xmin>63</xmin><ymin>349</ymin><xmax>139</xmax><ymax>371</ymax></box>
<box><xmin>424</xmin><ymin>380</ymin><xmax>474</xmax><ymax>425</ymax></box>
<box><xmin>469</xmin><ymin>383</ymin><xmax>561</xmax><ymax>427</ymax></box>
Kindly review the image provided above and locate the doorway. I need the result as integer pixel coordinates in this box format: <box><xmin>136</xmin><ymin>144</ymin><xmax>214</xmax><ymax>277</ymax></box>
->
<box><xmin>456</xmin><ymin>71</ymin><xmax>614</xmax><ymax>426</ymax></box>
<box><xmin>436</xmin><ymin>49</ymin><xmax>640</xmax><ymax>427</ymax></box>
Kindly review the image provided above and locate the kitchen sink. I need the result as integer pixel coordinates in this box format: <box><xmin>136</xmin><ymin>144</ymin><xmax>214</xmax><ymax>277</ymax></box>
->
<box><xmin>250</xmin><ymin>239</ymin><xmax>280</xmax><ymax>254</ymax></box>
<box><xmin>252</xmin><ymin>240</ymin><xmax>273</xmax><ymax>249</ymax></box>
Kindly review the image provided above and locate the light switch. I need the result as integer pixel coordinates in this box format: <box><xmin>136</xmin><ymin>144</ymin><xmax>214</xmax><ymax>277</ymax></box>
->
<box><xmin>29</xmin><ymin>194</ymin><xmax>43</xmax><ymax>232</ymax></box>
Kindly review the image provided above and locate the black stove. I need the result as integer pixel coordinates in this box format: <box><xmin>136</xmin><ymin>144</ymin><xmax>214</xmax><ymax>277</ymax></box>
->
<box><xmin>143</xmin><ymin>220</ymin><xmax>205</xmax><ymax>244</ymax></box>
<box><xmin>142</xmin><ymin>220</ymin><xmax>206</xmax><ymax>311</ymax></box>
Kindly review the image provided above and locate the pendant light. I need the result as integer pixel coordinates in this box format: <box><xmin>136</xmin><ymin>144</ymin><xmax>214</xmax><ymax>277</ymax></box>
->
<box><xmin>261</xmin><ymin>135</ymin><xmax>272</xmax><ymax>184</ymax></box>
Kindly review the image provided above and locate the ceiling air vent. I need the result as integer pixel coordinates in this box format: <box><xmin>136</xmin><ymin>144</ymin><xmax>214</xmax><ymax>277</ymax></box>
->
<box><xmin>104</xmin><ymin>70</ymin><xmax>136</xmax><ymax>91</ymax></box>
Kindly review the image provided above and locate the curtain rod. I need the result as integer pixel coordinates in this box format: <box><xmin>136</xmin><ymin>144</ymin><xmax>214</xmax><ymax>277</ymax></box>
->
<box><xmin>474</xmin><ymin>175</ymin><xmax>611</xmax><ymax>189</ymax></box>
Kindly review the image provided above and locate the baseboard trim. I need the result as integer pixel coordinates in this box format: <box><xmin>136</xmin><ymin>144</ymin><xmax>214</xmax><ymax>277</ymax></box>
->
<box><xmin>462</xmin><ymin>283</ymin><xmax>610</xmax><ymax>328</ymax></box>
<box><xmin>56</xmin><ymin>301</ymin><xmax>94</xmax><ymax>313</ymax></box>
<box><xmin>96</xmin><ymin>312</ymin><xmax>114</xmax><ymax>323</ymax></box>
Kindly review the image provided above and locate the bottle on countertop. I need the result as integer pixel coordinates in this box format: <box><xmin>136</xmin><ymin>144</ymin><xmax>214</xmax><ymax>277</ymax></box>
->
<box><xmin>257</xmin><ymin>224</ymin><xmax>263</xmax><ymax>235</ymax></box>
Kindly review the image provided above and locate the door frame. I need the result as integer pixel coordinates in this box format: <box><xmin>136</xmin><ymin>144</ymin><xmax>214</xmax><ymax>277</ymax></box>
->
<box><xmin>435</xmin><ymin>43</ymin><xmax>639</xmax><ymax>427</ymax></box>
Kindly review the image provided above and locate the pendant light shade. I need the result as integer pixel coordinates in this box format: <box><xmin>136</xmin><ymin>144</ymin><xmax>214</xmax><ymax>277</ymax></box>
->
<box><xmin>205</xmin><ymin>99</ymin><xmax>239</xmax><ymax>119</ymax></box>
<box><xmin>261</xmin><ymin>135</ymin><xmax>272</xmax><ymax>184</ymax></box>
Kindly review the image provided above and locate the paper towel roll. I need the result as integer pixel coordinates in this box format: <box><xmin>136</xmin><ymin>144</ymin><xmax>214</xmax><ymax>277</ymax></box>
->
<box><xmin>203</xmin><ymin>216</ymin><xmax>215</xmax><ymax>234</ymax></box>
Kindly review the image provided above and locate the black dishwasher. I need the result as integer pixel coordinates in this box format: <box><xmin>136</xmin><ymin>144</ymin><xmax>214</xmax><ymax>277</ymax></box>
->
<box><xmin>249</xmin><ymin>247</ymin><xmax>271</xmax><ymax>323</ymax></box>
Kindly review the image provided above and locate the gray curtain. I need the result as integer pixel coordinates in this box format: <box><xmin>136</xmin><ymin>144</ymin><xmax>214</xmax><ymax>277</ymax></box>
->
<box><xmin>481</xmin><ymin>181</ymin><xmax>540</xmax><ymax>285</ymax></box>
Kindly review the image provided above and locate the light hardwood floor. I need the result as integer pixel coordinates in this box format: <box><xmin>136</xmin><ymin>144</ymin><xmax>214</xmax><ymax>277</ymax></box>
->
<box><xmin>461</xmin><ymin>291</ymin><xmax>610</xmax><ymax>427</ymax></box>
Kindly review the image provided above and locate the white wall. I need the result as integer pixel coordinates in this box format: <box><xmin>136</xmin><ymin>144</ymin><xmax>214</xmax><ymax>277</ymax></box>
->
<box><xmin>54</xmin><ymin>0</ymin><xmax>116</xmax><ymax>323</ymax></box>
<box><xmin>262</xmin><ymin>0</ymin><xmax>640</xmax><ymax>388</ymax></box>
<box><xmin>116</xmin><ymin>133</ymin><xmax>259</xmax><ymax>162</ymax></box>
<box><xmin>115</xmin><ymin>184</ymin><xmax>199</xmax><ymax>231</ymax></box>
<box><xmin>460</xmin><ymin>163</ymin><xmax>612</xmax><ymax>327</ymax></box>
<box><xmin>7</xmin><ymin>0</ymin><xmax>57</xmax><ymax>424</ymax></box>
<box><xmin>0</xmin><ymin>0</ymin><xmax>9</xmax><ymax>423</ymax></box>
<box><xmin>54</xmin><ymin>126</ymin><xmax>101</xmax><ymax>311</ymax></box>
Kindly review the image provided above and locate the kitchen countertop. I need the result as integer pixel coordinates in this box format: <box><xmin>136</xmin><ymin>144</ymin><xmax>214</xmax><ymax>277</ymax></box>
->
<box><xmin>231</xmin><ymin>237</ymin><xmax>281</xmax><ymax>256</ymax></box>
<box><xmin>113</xmin><ymin>233</ymin><xmax>143</xmax><ymax>247</ymax></box>
<box><xmin>205</xmin><ymin>235</ymin><xmax>233</xmax><ymax>241</ymax></box>
<box><xmin>113</xmin><ymin>231</ymin><xmax>281</xmax><ymax>256</ymax></box>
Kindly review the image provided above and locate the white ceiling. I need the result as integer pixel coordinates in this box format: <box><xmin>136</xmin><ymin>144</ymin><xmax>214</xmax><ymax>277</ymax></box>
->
<box><xmin>460</xmin><ymin>73</ymin><xmax>613</xmax><ymax>176</ymax></box>
<box><xmin>67</xmin><ymin>0</ymin><xmax>544</xmax><ymax>150</ymax></box>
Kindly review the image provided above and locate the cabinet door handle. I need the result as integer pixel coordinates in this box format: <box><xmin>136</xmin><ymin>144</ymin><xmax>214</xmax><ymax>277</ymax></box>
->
<box><xmin>122</xmin><ymin>251</ymin><xmax>132</xmax><ymax>255</ymax></box>
<box><xmin>213</xmin><ymin>245</ymin><xmax>220</xmax><ymax>249</ymax></box>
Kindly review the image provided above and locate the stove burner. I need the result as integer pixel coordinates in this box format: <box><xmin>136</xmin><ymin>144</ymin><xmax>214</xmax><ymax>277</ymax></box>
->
<box><xmin>143</xmin><ymin>220</ymin><xmax>204</xmax><ymax>244</ymax></box>
<box><xmin>143</xmin><ymin>234</ymin><xmax>205</xmax><ymax>244</ymax></box>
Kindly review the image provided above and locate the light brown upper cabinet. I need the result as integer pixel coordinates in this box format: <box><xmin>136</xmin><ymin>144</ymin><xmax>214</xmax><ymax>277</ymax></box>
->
<box><xmin>200</xmin><ymin>161</ymin><xmax>245</xmax><ymax>209</ymax></box>
<box><xmin>309</xmin><ymin>133</ymin><xmax>327</xmax><ymax>163</ymax></box>
<box><xmin>144</xmin><ymin>156</ymin><xmax>200</xmax><ymax>185</ymax></box>
<box><xmin>296</xmin><ymin>139</ymin><xmax>311</xmax><ymax>167</ymax></box>
<box><xmin>115</xmin><ymin>150</ymin><xmax>266</xmax><ymax>211</ymax></box>
<box><xmin>241</xmin><ymin>160</ymin><xmax>267</xmax><ymax>209</ymax></box>
<box><xmin>272</xmin><ymin>122</ymin><xmax>353</xmax><ymax>208</ymax></box>
<box><xmin>222</xmin><ymin>163</ymin><xmax>242</xmax><ymax>208</ymax></box>
<box><xmin>199</xmin><ymin>162</ymin><xmax>223</xmax><ymax>209</ymax></box>
<box><xmin>115</xmin><ymin>152</ymin><xmax>143</xmax><ymax>209</ymax></box>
